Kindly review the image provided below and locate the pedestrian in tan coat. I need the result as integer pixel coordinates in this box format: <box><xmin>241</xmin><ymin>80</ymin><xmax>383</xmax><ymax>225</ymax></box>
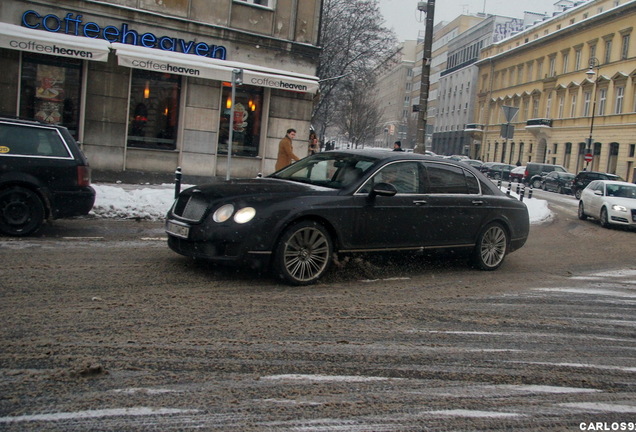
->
<box><xmin>275</xmin><ymin>128</ymin><xmax>300</xmax><ymax>171</ymax></box>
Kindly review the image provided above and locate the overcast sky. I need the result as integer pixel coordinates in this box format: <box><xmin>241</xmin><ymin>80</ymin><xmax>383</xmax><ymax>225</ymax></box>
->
<box><xmin>379</xmin><ymin>0</ymin><xmax>561</xmax><ymax>41</ymax></box>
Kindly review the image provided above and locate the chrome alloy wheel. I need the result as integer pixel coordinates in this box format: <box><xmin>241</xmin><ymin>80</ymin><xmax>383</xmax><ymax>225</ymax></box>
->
<box><xmin>474</xmin><ymin>223</ymin><xmax>508</xmax><ymax>270</ymax></box>
<box><xmin>276</xmin><ymin>221</ymin><xmax>333</xmax><ymax>285</ymax></box>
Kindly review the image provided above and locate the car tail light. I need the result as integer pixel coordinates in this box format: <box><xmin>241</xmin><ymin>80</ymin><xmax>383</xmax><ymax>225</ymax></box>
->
<box><xmin>524</xmin><ymin>168</ymin><xmax>529</xmax><ymax>178</ymax></box>
<box><xmin>77</xmin><ymin>165</ymin><xmax>91</xmax><ymax>187</ymax></box>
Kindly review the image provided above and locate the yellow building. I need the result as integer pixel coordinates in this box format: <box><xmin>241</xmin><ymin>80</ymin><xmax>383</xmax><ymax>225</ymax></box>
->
<box><xmin>474</xmin><ymin>0</ymin><xmax>636</xmax><ymax>182</ymax></box>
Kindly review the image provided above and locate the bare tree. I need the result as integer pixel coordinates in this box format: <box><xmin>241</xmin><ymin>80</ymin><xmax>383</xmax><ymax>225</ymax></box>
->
<box><xmin>336</xmin><ymin>76</ymin><xmax>384</xmax><ymax>148</ymax></box>
<box><xmin>313</xmin><ymin>0</ymin><xmax>398</xmax><ymax>145</ymax></box>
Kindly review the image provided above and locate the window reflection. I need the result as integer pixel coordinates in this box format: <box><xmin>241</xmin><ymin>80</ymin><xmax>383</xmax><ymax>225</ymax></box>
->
<box><xmin>218</xmin><ymin>84</ymin><xmax>263</xmax><ymax>157</ymax></box>
<box><xmin>127</xmin><ymin>70</ymin><xmax>180</xmax><ymax>150</ymax></box>
<box><xmin>20</xmin><ymin>54</ymin><xmax>82</xmax><ymax>138</ymax></box>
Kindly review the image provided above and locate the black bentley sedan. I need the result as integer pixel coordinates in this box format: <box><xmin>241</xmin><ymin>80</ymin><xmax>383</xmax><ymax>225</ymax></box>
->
<box><xmin>166</xmin><ymin>150</ymin><xmax>529</xmax><ymax>285</ymax></box>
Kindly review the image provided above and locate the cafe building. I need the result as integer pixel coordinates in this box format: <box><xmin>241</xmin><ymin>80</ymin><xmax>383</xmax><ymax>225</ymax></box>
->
<box><xmin>0</xmin><ymin>0</ymin><xmax>321</xmax><ymax>178</ymax></box>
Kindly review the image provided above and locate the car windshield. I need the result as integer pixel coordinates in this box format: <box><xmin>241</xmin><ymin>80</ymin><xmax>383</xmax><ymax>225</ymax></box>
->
<box><xmin>606</xmin><ymin>184</ymin><xmax>636</xmax><ymax>199</ymax></box>
<box><xmin>270</xmin><ymin>152</ymin><xmax>378</xmax><ymax>189</ymax></box>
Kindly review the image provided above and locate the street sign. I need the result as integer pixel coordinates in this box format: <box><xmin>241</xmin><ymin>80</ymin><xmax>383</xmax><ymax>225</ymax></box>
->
<box><xmin>500</xmin><ymin>124</ymin><xmax>514</xmax><ymax>139</ymax></box>
<box><xmin>502</xmin><ymin>105</ymin><xmax>519</xmax><ymax>123</ymax></box>
<box><xmin>584</xmin><ymin>153</ymin><xmax>593</xmax><ymax>163</ymax></box>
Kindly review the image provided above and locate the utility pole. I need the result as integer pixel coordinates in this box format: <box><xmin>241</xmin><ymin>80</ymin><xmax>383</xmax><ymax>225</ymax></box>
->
<box><xmin>415</xmin><ymin>0</ymin><xmax>435</xmax><ymax>154</ymax></box>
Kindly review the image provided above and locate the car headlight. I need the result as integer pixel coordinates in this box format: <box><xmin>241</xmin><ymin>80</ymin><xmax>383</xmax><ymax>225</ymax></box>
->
<box><xmin>234</xmin><ymin>207</ymin><xmax>256</xmax><ymax>224</ymax></box>
<box><xmin>213</xmin><ymin>204</ymin><xmax>235</xmax><ymax>223</ymax></box>
<box><xmin>611</xmin><ymin>204</ymin><xmax>627</xmax><ymax>212</ymax></box>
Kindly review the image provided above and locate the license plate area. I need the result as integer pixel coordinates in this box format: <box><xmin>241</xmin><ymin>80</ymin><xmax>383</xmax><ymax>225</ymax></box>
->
<box><xmin>166</xmin><ymin>220</ymin><xmax>190</xmax><ymax>239</ymax></box>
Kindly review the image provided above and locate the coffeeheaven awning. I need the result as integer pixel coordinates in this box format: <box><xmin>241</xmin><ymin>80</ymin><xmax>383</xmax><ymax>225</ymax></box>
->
<box><xmin>112</xmin><ymin>43</ymin><xmax>319</xmax><ymax>94</ymax></box>
<box><xmin>0</xmin><ymin>22</ymin><xmax>110</xmax><ymax>61</ymax></box>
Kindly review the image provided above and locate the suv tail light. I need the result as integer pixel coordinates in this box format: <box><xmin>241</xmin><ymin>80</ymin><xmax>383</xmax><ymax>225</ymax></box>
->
<box><xmin>524</xmin><ymin>168</ymin><xmax>529</xmax><ymax>178</ymax></box>
<box><xmin>77</xmin><ymin>165</ymin><xmax>91</xmax><ymax>187</ymax></box>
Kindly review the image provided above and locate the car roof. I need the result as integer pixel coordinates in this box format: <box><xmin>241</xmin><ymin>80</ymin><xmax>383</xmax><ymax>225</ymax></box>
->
<box><xmin>593</xmin><ymin>180</ymin><xmax>634</xmax><ymax>186</ymax></box>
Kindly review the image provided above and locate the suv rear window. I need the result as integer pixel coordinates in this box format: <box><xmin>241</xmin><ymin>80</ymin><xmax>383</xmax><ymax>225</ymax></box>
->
<box><xmin>0</xmin><ymin>123</ymin><xmax>70</xmax><ymax>158</ymax></box>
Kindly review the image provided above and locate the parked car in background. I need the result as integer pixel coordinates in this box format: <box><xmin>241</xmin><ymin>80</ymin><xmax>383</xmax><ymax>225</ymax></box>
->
<box><xmin>542</xmin><ymin>171</ymin><xmax>575</xmax><ymax>194</ymax></box>
<box><xmin>462</xmin><ymin>159</ymin><xmax>483</xmax><ymax>169</ymax></box>
<box><xmin>484</xmin><ymin>163</ymin><xmax>515</xmax><ymax>180</ymax></box>
<box><xmin>571</xmin><ymin>170</ymin><xmax>624</xmax><ymax>199</ymax></box>
<box><xmin>578</xmin><ymin>180</ymin><xmax>636</xmax><ymax>229</ymax></box>
<box><xmin>166</xmin><ymin>150</ymin><xmax>530</xmax><ymax>285</ymax></box>
<box><xmin>509</xmin><ymin>166</ymin><xmax>526</xmax><ymax>183</ymax></box>
<box><xmin>0</xmin><ymin>117</ymin><xmax>95</xmax><ymax>236</ymax></box>
<box><xmin>524</xmin><ymin>162</ymin><xmax>567</xmax><ymax>188</ymax></box>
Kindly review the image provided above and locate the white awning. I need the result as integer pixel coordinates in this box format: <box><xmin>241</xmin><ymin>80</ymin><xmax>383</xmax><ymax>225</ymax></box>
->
<box><xmin>112</xmin><ymin>43</ymin><xmax>319</xmax><ymax>94</ymax></box>
<box><xmin>0</xmin><ymin>22</ymin><xmax>110</xmax><ymax>62</ymax></box>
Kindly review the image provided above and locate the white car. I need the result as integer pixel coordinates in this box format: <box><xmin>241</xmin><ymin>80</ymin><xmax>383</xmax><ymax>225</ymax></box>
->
<box><xmin>578</xmin><ymin>180</ymin><xmax>636</xmax><ymax>228</ymax></box>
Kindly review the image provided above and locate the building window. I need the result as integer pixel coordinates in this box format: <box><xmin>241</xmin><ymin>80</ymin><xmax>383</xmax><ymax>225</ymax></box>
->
<box><xmin>570</xmin><ymin>93</ymin><xmax>577</xmax><ymax>117</ymax></box>
<box><xmin>558</xmin><ymin>95</ymin><xmax>565</xmax><ymax>118</ymax></box>
<box><xmin>235</xmin><ymin>0</ymin><xmax>273</xmax><ymax>7</ymax></box>
<box><xmin>630</xmin><ymin>144</ymin><xmax>635</xmax><ymax>157</ymax></box>
<box><xmin>621</xmin><ymin>34</ymin><xmax>630</xmax><ymax>60</ymax></box>
<box><xmin>562</xmin><ymin>52</ymin><xmax>569</xmax><ymax>74</ymax></box>
<box><xmin>589</xmin><ymin>44</ymin><xmax>597</xmax><ymax>62</ymax></box>
<box><xmin>19</xmin><ymin>53</ymin><xmax>82</xmax><ymax>138</ymax></box>
<box><xmin>218</xmin><ymin>84</ymin><xmax>264</xmax><ymax>157</ymax></box>
<box><xmin>127</xmin><ymin>70</ymin><xmax>181</xmax><ymax>150</ymax></box>
<box><xmin>532</xmin><ymin>97</ymin><xmax>539</xmax><ymax>118</ymax></box>
<box><xmin>546</xmin><ymin>93</ymin><xmax>553</xmax><ymax>118</ymax></box>
<box><xmin>574</xmin><ymin>48</ymin><xmax>582</xmax><ymax>70</ymax></box>
<box><xmin>604</xmin><ymin>39</ymin><xmax>613</xmax><ymax>63</ymax></box>
<box><xmin>583</xmin><ymin>91</ymin><xmax>591</xmax><ymax>116</ymax></box>
<box><xmin>598</xmin><ymin>88</ymin><xmax>607</xmax><ymax>115</ymax></box>
<box><xmin>615</xmin><ymin>86</ymin><xmax>624</xmax><ymax>113</ymax></box>
<box><xmin>548</xmin><ymin>56</ymin><xmax>556</xmax><ymax>77</ymax></box>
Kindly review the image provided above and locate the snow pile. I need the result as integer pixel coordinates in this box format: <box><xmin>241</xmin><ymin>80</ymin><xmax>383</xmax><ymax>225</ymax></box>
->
<box><xmin>90</xmin><ymin>184</ymin><xmax>177</xmax><ymax>220</ymax></box>
<box><xmin>90</xmin><ymin>182</ymin><xmax>552</xmax><ymax>224</ymax></box>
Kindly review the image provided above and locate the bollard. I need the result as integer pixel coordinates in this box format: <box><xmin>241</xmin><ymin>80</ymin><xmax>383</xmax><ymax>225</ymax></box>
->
<box><xmin>520</xmin><ymin>184</ymin><xmax>525</xmax><ymax>202</ymax></box>
<box><xmin>516</xmin><ymin>183</ymin><xmax>521</xmax><ymax>195</ymax></box>
<box><xmin>497</xmin><ymin>178</ymin><xmax>502</xmax><ymax>189</ymax></box>
<box><xmin>528</xmin><ymin>184</ymin><xmax>533</xmax><ymax>199</ymax></box>
<box><xmin>174</xmin><ymin>166</ymin><xmax>182</xmax><ymax>199</ymax></box>
<box><xmin>506</xmin><ymin>182</ymin><xmax>511</xmax><ymax>195</ymax></box>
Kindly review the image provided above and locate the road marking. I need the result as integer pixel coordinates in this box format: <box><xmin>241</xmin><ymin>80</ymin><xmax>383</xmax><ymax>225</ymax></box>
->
<box><xmin>427</xmin><ymin>409</ymin><xmax>524</xmax><ymax>418</ymax></box>
<box><xmin>262</xmin><ymin>374</ymin><xmax>393</xmax><ymax>383</ymax></box>
<box><xmin>62</xmin><ymin>237</ymin><xmax>104</xmax><ymax>240</ymax></box>
<box><xmin>0</xmin><ymin>407</ymin><xmax>198</xmax><ymax>423</ymax></box>
<box><xmin>559</xmin><ymin>402</ymin><xmax>636</xmax><ymax>413</ymax></box>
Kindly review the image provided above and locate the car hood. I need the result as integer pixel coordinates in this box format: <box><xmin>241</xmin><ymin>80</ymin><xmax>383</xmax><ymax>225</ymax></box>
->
<box><xmin>602</xmin><ymin>196</ymin><xmax>636</xmax><ymax>207</ymax></box>
<box><xmin>180</xmin><ymin>178</ymin><xmax>334</xmax><ymax>201</ymax></box>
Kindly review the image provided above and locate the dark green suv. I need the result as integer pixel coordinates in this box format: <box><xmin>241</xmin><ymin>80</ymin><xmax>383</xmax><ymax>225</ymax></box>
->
<box><xmin>0</xmin><ymin>118</ymin><xmax>95</xmax><ymax>236</ymax></box>
<box><xmin>524</xmin><ymin>162</ymin><xmax>567</xmax><ymax>188</ymax></box>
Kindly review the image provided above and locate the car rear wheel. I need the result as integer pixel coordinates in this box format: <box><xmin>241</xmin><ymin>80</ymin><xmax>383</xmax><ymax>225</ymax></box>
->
<box><xmin>575</xmin><ymin>189</ymin><xmax>582</xmax><ymax>200</ymax></box>
<box><xmin>0</xmin><ymin>186</ymin><xmax>45</xmax><ymax>236</ymax></box>
<box><xmin>600</xmin><ymin>207</ymin><xmax>610</xmax><ymax>228</ymax></box>
<box><xmin>473</xmin><ymin>222</ymin><xmax>508</xmax><ymax>270</ymax></box>
<box><xmin>274</xmin><ymin>220</ymin><xmax>333</xmax><ymax>285</ymax></box>
<box><xmin>577</xmin><ymin>201</ymin><xmax>588</xmax><ymax>220</ymax></box>
<box><xmin>532</xmin><ymin>179</ymin><xmax>542</xmax><ymax>189</ymax></box>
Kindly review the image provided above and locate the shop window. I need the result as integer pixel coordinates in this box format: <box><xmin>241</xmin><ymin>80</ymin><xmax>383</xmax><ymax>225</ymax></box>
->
<box><xmin>218</xmin><ymin>84</ymin><xmax>264</xmax><ymax>157</ymax></box>
<box><xmin>127</xmin><ymin>70</ymin><xmax>181</xmax><ymax>150</ymax></box>
<box><xmin>19</xmin><ymin>53</ymin><xmax>82</xmax><ymax>138</ymax></box>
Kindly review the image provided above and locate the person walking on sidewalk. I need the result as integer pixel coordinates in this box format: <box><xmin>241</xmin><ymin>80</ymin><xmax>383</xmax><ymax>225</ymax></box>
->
<box><xmin>275</xmin><ymin>128</ymin><xmax>300</xmax><ymax>171</ymax></box>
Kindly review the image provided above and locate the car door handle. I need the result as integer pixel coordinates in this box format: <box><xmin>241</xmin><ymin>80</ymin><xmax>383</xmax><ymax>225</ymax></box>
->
<box><xmin>413</xmin><ymin>200</ymin><xmax>428</xmax><ymax>206</ymax></box>
<box><xmin>471</xmin><ymin>200</ymin><xmax>485</xmax><ymax>206</ymax></box>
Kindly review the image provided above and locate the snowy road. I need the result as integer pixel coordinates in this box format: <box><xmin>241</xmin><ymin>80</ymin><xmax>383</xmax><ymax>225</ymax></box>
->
<box><xmin>1</xmin><ymin>188</ymin><xmax>635</xmax><ymax>431</ymax></box>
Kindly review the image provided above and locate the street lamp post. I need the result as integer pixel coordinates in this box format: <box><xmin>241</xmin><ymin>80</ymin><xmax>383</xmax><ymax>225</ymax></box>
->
<box><xmin>585</xmin><ymin>57</ymin><xmax>600</xmax><ymax>167</ymax></box>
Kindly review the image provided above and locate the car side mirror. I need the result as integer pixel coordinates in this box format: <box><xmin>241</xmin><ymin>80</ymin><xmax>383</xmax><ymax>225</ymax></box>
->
<box><xmin>594</xmin><ymin>190</ymin><xmax>603</xmax><ymax>196</ymax></box>
<box><xmin>370</xmin><ymin>182</ymin><xmax>397</xmax><ymax>197</ymax></box>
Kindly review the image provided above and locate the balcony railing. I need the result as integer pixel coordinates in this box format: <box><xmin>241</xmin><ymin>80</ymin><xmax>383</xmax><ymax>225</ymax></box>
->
<box><xmin>526</xmin><ymin>118</ymin><xmax>553</xmax><ymax>127</ymax></box>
